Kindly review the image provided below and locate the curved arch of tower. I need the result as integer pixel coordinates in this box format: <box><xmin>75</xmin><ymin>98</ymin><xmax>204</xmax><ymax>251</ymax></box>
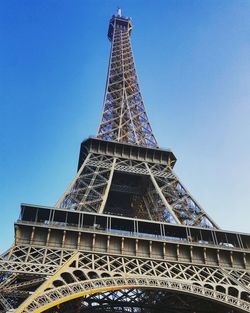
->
<box><xmin>1</xmin><ymin>9</ymin><xmax>250</xmax><ymax>313</ymax></box>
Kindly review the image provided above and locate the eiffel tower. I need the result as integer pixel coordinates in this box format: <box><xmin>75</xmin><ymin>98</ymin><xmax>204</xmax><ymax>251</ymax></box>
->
<box><xmin>1</xmin><ymin>9</ymin><xmax>250</xmax><ymax>313</ymax></box>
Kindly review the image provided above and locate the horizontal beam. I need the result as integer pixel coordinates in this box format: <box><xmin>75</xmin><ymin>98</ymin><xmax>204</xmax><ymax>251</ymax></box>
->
<box><xmin>77</xmin><ymin>137</ymin><xmax>176</xmax><ymax>171</ymax></box>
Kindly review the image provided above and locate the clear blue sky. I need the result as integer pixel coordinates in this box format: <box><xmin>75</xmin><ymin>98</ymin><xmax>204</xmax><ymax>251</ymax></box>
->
<box><xmin>1</xmin><ymin>0</ymin><xmax>250</xmax><ymax>252</ymax></box>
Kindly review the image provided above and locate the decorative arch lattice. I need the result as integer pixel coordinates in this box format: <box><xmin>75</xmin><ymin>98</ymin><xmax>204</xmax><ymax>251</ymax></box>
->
<box><xmin>16</xmin><ymin>276</ymin><xmax>250</xmax><ymax>313</ymax></box>
<box><xmin>13</xmin><ymin>252</ymin><xmax>250</xmax><ymax>313</ymax></box>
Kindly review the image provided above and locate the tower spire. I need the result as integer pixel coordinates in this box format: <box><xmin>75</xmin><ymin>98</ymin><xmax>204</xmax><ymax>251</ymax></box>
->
<box><xmin>97</xmin><ymin>11</ymin><xmax>158</xmax><ymax>148</ymax></box>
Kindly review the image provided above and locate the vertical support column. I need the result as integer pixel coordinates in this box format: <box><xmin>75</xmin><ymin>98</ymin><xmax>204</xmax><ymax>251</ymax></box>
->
<box><xmin>98</xmin><ymin>158</ymin><xmax>116</xmax><ymax>214</ymax></box>
<box><xmin>145</xmin><ymin>163</ymin><xmax>180</xmax><ymax>224</ymax></box>
<box><xmin>55</xmin><ymin>153</ymin><xmax>92</xmax><ymax>208</ymax></box>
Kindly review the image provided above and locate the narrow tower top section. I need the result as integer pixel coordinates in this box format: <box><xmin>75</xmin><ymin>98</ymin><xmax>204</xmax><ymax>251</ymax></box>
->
<box><xmin>98</xmin><ymin>11</ymin><xmax>158</xmax><ymax>148</ymax></box>
<box><xmin>108</xmin><ymin>9</ymin><xmax>132</xmax><ymax>41</ymax></box>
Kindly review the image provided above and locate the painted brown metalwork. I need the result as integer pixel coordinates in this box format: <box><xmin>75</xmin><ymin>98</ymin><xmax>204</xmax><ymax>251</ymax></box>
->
<box><xmin>0</xmin><ymin>9</ymin><xmax>250</xmax><ymax>313</ymax></box>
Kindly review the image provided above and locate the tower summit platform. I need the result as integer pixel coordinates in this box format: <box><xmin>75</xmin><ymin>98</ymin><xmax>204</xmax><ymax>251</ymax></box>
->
<box><xmin>108</xmin><ymin>8</ymin><xmax>132</xmax><ymax>40</ymax></box>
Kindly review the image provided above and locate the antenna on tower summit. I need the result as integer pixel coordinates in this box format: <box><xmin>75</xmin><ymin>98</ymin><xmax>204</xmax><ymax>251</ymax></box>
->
<box><xmin>117</xmin><ymin>7</ymin><xmax>122</xmax><ymax>17</ymax></box>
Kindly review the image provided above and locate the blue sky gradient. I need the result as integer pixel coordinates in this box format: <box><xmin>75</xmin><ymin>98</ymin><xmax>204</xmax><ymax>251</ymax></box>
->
<box><xmin>1</xmin><ymin>0</ymin><xmax>250</xmax><ymax>252</ymax></box>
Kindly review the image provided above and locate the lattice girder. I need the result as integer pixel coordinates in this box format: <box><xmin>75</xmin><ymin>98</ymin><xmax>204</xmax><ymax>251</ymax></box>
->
<box><xmin>55</xmin><ymin>139</ymin><xmax>217</xmax><ymax>228</ymax></box>
<box><xmin>97</xmin><ymin>14</ymin><xmax>158</xmax><ymax>148</ymax></box>
<box><xmin>9</xmin><ymin>252</ymin><xmax>250</xmax><ymax>313</ymax></box>
<box><xmin>1</xmin><ymin>225</ymin><xmax>250</xmax><ymax>312</ymax></box>
<box><xmin>1</xmin><ymin>9</ymin><xmax>250</xmax><ymax>313</ymax></box>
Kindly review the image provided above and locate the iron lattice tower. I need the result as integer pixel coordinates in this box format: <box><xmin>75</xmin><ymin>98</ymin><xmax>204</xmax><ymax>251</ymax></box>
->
<box><xmin>1</xmin><ymin>9</ymin><xmax>250</xmax><ymax>313</ymax></box>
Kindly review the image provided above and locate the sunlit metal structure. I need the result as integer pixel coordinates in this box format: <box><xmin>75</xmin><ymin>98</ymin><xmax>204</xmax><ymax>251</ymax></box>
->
<box><xmin>1</xmin><ymin>9</ymin><xmax>250</xmax><ymax>313</ymax></box>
